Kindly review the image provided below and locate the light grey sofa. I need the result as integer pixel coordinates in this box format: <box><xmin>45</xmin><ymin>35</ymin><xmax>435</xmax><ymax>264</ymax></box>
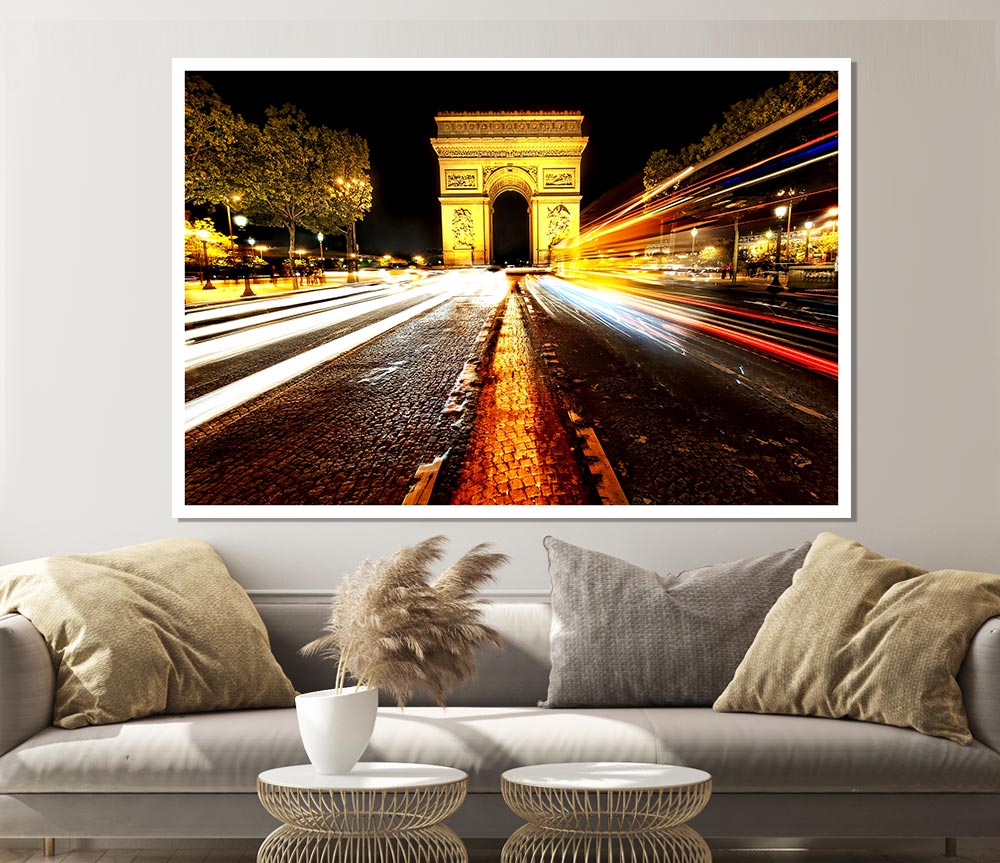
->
<box><xmin>1</xmin><ymin>598</ymin><xmax>999</xmax><ymax>847</ymax></box>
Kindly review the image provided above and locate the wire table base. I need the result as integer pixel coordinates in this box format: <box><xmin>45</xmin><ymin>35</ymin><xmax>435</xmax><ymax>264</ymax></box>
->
<box><xmin>501</xmin><ymin>823</ymin><xmax>712</xmax><ymax>863</ymax></box>
<box><xmin>258</xmin><ymin>823</ymin><xmax>468</xmax><ymax>863</ymax></box>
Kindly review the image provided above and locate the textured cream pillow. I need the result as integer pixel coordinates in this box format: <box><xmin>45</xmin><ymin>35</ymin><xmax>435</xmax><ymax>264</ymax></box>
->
<box><xmin>0</xmin><ymin>537</ymin><xmax>296</xmax><ymax>728</ymax></box>
<box><xmin>714</xmin><ymin>532</ymin><xmax>1000</xmax><ymax>744</ymax></box>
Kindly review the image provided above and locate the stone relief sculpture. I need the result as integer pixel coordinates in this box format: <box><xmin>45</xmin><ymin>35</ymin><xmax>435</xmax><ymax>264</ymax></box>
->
<box><xmin>451</xmin><ymin>208</ymin><xmax>476</xmax><ymax>249</ymax></box>
<box><xmin>445</xmin><ymin>172</ymin><xmax>477</xmax><ymax>189</ymax></box>
<box><xmin>545</xmin><ymin>170</ymin><xmax>574</xmax><ymax>187</ymax></box>
<box><xmin>546</xmin><ymin>205</ymin><xmax>573</xmax><ymax>246</ymax></box>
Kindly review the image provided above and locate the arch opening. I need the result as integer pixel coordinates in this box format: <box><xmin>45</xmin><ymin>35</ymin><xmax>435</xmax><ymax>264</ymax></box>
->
<box><xmin>491</xmin><ymin>190</ymin><xmax>531</xmax><ymax>267</ymax></box>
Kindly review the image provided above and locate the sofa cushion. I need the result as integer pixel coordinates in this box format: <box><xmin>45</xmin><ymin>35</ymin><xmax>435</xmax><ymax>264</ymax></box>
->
<box><xmin>643</xmin><ymin>708</ymin><xmax>1000</xmax><ymax>792</ymax></box>
<box><xmin>0</xmin><ymin>707</ymin><xmax>657</xmax><ymax>794</ymax></box>
<box><xmin>714</xmin><ymin>532</ymin><xmax>1000</xmax><ymax>744</ymax></box>
<box><xmin>0</xmin><ymin>538</ymin><xmax>296</xmax><ymax>728</ymax></box>
<box><xmin>541</xmin><ymin>537</ymin><xmax>810</xmax><ymax>707</ymax></box>
<box><xmin>2</xmin><ymin>706</ymin><xmax>998</xmax><ymax>795</ymax></box>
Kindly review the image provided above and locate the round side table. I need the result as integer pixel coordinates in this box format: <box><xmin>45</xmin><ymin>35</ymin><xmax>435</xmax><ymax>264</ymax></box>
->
<box><xmin>257</xmin><ymin>762</ymin><xmax>468</xmax><ymax>863</ymax></box>
<box><xmin>502</xmin><ymin>761</ymin><xmax>711</xmax><ymax>833</ymax></box>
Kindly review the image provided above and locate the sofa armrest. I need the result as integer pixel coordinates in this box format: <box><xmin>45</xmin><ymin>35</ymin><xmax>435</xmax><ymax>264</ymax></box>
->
<box><xmin>0</xmin><ymin>613</ymin><xmax>55</xmax><ymax>755</ymax></box>
<box><xmin>958</xmin><ymin>616</ymin><xmax>1000</xmax><ymax>753</ymax></box>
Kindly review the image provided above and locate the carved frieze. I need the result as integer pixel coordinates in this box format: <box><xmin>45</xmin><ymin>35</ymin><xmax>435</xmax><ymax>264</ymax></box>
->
<box><xmin>436</xmin><ymin>116</ymin><xmax>584</xmax><ymax>137</ymax></box>
<box><xmin>543</xmin><ymin>169</ymin><xmax>575</xmax><ymax>188</ymax></box>
<box><xmin>431</xmin><ymin>140</ymin><xmax>589</xmax><ymax>159</ymax></box>
<box><xmin>445</xmin><ymin>171</ymin><xmax>478</xmax><ymax>190</ymax></box>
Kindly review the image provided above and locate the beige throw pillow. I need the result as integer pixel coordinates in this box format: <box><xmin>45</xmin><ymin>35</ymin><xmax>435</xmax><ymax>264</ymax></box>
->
<box><xmin>0</xmin><ymin>537</ymin><xmax>296</xmax><ymax>728</ymax></box>
<box><xmin>714</xmin><ymin>532</ymin><xmax>1000</xmax><ymax>744</ymax></box>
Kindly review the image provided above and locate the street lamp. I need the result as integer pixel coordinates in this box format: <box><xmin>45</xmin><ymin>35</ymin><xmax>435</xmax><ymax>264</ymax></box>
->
<box><xmin>234</xmin><ymin>214</ymin><xmax>248</xmax><ymax>230</ymax></box>
<box><xmin>690</xmin><ymin>227</ymin><xmax>698</xmax><ymax>256</ymax></box>
<box><xmin>768</xmin><ymin>206</ymin><xmax>787</xmax><ymax>292</ymax></box>
<box><xmin>196</xmin><ymin>229</ymin><xmax>215</xmax><ymax>290</ymax></box>
<box><xmin>316</xmin><ymin>233</ymin><xmax>325</xmax><ymax>283</ymax></box>
<box><xmin>803</xmin><ymin>221</ymin><xmax>814</xmax><ymax>264</ymax></box>
<box><xmin>224</xmin><ymin>194</ymin><xmax>242</xmax><ymax>261</ymax></box>
<box><xmin>248</xmin><ymin>237</ymin><xmax>259</xmax><ymax>283</ymax></box>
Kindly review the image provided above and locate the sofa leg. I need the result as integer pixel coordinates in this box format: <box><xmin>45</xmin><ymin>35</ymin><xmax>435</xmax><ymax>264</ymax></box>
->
<box><xmin>945</xmin><ymin>837</ymin><xmax>958</xmax><ymax>858</ymax></box>
<box><xmin>43</xmin><ymin>838</ymin><xmax>56</xmax><ymax>857</ymax></box>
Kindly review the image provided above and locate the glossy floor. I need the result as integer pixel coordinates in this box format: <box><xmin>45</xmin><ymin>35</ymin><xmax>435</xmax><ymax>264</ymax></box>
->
<box><xmin>3</xmin><ymin>844</ymin><xmax>1000</xmax><ymax>863</ymax></box>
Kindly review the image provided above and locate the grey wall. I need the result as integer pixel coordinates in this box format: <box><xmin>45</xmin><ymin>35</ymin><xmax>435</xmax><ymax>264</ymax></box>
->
<box><xmin>2</xmin><ymin>3</ymin><xmax>998</xmax><ymax>589</ymax></box>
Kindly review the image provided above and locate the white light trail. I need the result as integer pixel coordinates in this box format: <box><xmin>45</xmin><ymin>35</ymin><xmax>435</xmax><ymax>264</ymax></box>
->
<box><xmin>184</xmin><ymin>283</ymin><xmax>462</xmax><ymax>432</ymax></box>
<box><xmin>186</xmin><ymin>282</ymin><xmax>405</xmax><ymax>341</ymax></box>
<box><xmin>184</xmin><ymin>281</ymin><xmax>443</xmax><ymax>370</ymax></box>
<box><xmin>185</xmin><ymin>278</ymin><xmax>394</xmax><ymax>325</ymax></box>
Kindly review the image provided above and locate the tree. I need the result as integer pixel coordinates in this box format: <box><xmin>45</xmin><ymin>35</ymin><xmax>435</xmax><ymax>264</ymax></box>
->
<box><xmin>184</xmin><ymin>218</ymin><xmax>229</xmax><ymax>267</ymax></box>
<box><xmin>237</xmin><ymin>105</ymin><xmax>371</xmax><ymax>288</ymax></box>
<box><xmin>812</xmin><ymin>230</ymin><xmax>839</xmax><ymax>262</ymax></box>
<box><xmin>644</xmin><ymin>71</ymin><xmax>838</xmax><ymax>192</ymax></box>
<box><xmin>304</xmin><ymin>133</ymin><xmax>373</xmax><ymax>281</ymax></box>
<box><xmin>184</xmin><ymin>76</ymin><xmax>246</xmax><ymax>206</ymax></box>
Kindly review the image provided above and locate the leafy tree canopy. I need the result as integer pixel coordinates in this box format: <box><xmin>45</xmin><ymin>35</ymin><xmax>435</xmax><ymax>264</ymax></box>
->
<box><xmin>644</xmin><ymin>71</ymin><xmax>837</xmax><ymax>192</ymax></box>
<box><xmin>184</xmin><ymin>218</ymin><xmax>230</xmax><ymax>264</ymax></box>
<box><xmin>184</xmin><ymin>76</ymin><xmax>247</xmax><ymax>206</ymax></box>
<box><xmin>235</xmin><ymin>105</ymin><xmax>371</xmax><ymax>235</ymax></box>
<box><xmin>184</xmin><ymin>78</ymin><xmax>373</xmax><ymax>287</ymax></box>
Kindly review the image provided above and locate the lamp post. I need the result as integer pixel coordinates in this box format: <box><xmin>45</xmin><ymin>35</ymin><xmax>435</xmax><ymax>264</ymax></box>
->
<box><xmin>784</xmin><ymin>203</ymin><xmax>793</xmax><ymax>260</ymax></box>
<box><xmin>690</xmin><ymin>227</ymin><xmax>698</xmax><ymax>256</ymax></box>
<box><xmin>768</xmin><ymin>206</ymin><xmax>787</xmax><ymax>292</ymax></box>
<box><xmin>248</xmin><ymin>237</ymin><xmax>258</xmax><ymax>283</ymax></box>
<box><xmin>803</xmin><ymin>221</ymin><xmax>814</xmax><ymax>264</ymax></box>
<box><xmin>196</xmin><ymin>229</ymin><xmax>215</xmax><ymax>290</ymax></box>
<box><xmin>317</xmin><ymin>233</ymin><xmax>325</xmax><ymax>283</ymax></box>
<box><xmin>224</xmin><ymin>195</ymin><xmax>241</xmax><ymax>278</ymax></box>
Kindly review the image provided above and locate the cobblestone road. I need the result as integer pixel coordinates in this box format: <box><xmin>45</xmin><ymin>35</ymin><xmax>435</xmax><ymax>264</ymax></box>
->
<box><xmin>185</xmin><ymin>288</ymin><xmax>433</xmax><ymax>401</ymax></box>
<box><xmin>185</xmin><ymin>278</ymin><xmax>504</xmax><ymax>506</ymax></box>
<box><xmin>449</xmin><ymin>293</ymin><xmax>588</xmax><ymax>506</ymax></box>
<box><xmin>522</xmin><ymin>275</ymin><xmax>838</xmax><ymax>506</ymax></box>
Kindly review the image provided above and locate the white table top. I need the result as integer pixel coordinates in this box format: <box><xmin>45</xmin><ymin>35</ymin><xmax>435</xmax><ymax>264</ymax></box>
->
<box><xmin>502</xmin><ymin>762</ymin><xmax>711</xmax><ymax>790</ymax></box>
<box><xmin>259</xmin><ymin>763</ymin><xmax>468</xmax><ymax>790</ymax></box>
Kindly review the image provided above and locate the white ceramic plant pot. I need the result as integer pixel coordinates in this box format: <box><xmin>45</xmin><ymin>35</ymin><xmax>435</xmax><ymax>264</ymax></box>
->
<box><xmin>295</xmin><ymin>686</ymin><xmax>379</xmax><ymax>775</ymax></box>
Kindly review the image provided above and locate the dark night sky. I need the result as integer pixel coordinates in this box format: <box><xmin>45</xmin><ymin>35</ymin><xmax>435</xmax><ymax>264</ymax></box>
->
<box><xmin>197</xmin><ymin>70</ymin><xmax>789</xmax><ymax>257</ymax></box>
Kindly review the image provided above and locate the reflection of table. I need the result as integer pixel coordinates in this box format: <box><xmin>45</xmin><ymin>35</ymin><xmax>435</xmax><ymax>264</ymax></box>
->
<box><xmin>258</xmin><ymin>824</ymin><xmax>467</xmax><ymax>863</ymax></box>
<box><xmin>501</xmin><ymin>762</ymin><xmax>713</xmax><ymax>862</ymax></box>
<box><xmin>504</xmin><ymin>823</ymin><xmax>711</xmax><ymax>863</ymax></box>
<box><xmin>257</xmin><ymin>763</ymin><xmax>468</xmax><ymax>862</ymax></box>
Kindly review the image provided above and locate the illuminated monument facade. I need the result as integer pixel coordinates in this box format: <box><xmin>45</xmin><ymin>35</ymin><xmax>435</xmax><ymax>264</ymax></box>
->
<box><xmin>430</xmin><ymin>112</ymin><xmax>588</xmax><ymax>267</ymax></box>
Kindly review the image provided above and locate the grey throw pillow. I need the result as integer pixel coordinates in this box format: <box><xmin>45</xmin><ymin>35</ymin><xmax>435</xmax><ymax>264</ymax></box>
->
<box><xmin>540</xmin><ymin>537</ymin><xmax>810</xmax><ymax>708</ymax></box>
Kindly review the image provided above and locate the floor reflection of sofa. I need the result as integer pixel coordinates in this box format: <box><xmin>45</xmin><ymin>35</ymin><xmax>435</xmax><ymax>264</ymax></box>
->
<box><xmin>1</xmin><ymin>598</ymin><xmax>999</xmax><ymax>844</ymax></box>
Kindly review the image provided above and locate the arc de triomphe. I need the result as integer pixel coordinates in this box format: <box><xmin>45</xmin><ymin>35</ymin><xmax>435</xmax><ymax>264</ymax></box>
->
<box><xmin>430</xmin><ymin>112</ymin><xmax>588</xmax><ymax>267</ymax></box>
